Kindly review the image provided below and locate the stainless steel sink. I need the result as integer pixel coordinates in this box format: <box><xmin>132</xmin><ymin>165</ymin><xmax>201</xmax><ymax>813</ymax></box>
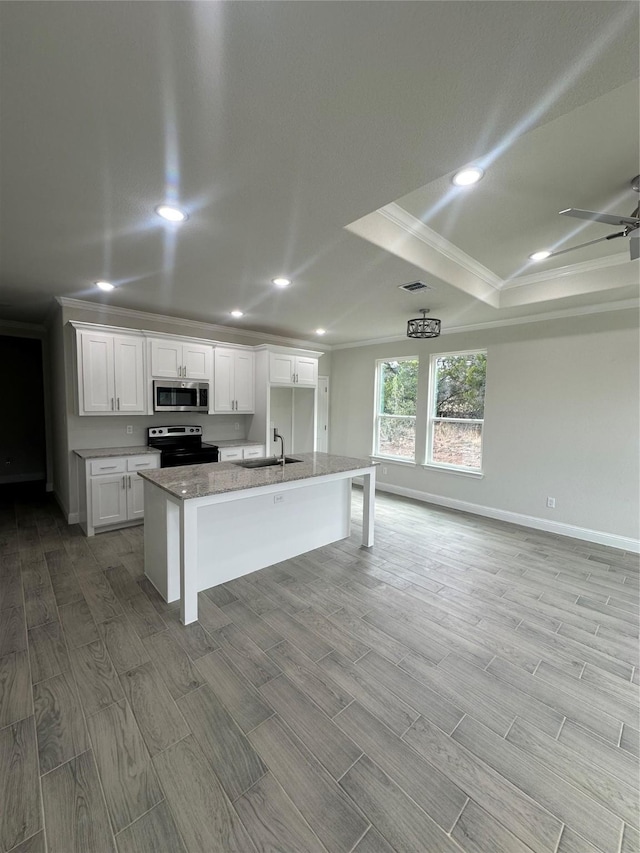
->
<box><xmin>232</xmin><ymin>456</ymin><xmax>302</xmax><ymax>469</ymax></box>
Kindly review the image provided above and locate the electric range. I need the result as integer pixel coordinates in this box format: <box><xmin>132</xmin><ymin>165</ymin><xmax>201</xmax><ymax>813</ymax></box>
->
<box><xmin>147</xmin><ymin>426</ymin><xmax>219</xmax><ymax>468</ymax></box>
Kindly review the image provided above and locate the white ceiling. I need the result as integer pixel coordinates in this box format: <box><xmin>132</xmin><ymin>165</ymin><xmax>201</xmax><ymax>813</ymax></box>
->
<box><xmin>0</xmin><ymin>1</ymin><xmax>638</xmax><ymax>345</ymax></box>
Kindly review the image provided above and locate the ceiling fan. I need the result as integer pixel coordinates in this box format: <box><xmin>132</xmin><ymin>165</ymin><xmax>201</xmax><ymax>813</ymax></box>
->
<box><xmin>535</xmin><ymin>176</ymin><xmax>640</xmax><ymax>262</ymax></box>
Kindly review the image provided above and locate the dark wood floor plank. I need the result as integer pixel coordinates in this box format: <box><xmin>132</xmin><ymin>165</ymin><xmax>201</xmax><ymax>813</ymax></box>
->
<box><xmin>1</xmin><ymin>605</ymin><xmax>28</xmax><ymax>658</ymax></box>
<box><xmin>78</xmin><ymin>571</ymin><xmax>124</xmax><ymax>623</ymax></box>
<box><xmin>21</xmin><ymin>560</ymin><xmax>57</xmax><ymax>629</ymax></box>
<box><xmin>259</xmin><ymin>675</ymin><xmax>362</xmax><ymax>780</ymax></box>
<box><xmin>266</xmin><ymin>640</ymin><xmax>353</xmax><ymax>718</ymax></box>
<box><xmin>621</xmin><ymin>825</ymin><xmax>640</xmax><ymax>853</ymax></box>
<box><xmin>195</xmin><ymin>592</ymin><xmax>232</xmax><ymax>634</ymax></box>
<box><xmin>119</xmin><ymin>660</ymin><xmax>189</xmax><ymax>756</ymax></box>
<box><xmin>41</xmin><ymin>749</ymin><xmax>115</xmax><ymax>853</ymax></box>
<box><xmin>221</xmin><ymin>599</ymin><xmax>284</xmax><ymax>650</ymax></box>
<box><xmin>49</xmin><ymin>570</ymin><xmax>84</xmax><ymax>607</ymax></box>
<box><xmin>556</xmin><ymin>826</ymin><xmax>602</xmax><ymax>853</ymax></box>
<box><xmin>164</xmin><ymin>612</ymin><xmax>218</xmax><ymax>660</ymax></box>
<box><xmin>0</xmin><ymin>650</ymin><xmax>32</xmax><ymax>728</ymax></box>
<box><xmin>6</xmin><ymin>830</ymin><xmax>46</xmax><ymax>853</ymax></box>
<box><xmin>234</xmin><ymin>772</ymin><xmax>328</xmax><ymax>853</ymax></box>
<box><xmin>214</xmin><ymin>622</ymin><xmax>282</xmax><ymax>687</ymax></box>
<box><xmin>69</xmin><ymin>640</ymin><xmax>124</xmax><ymax>716</ymax></box>
<box><xmin>261</xmin><ymin>608</ymin><xmax>334</xmax><ymax>661</ymax></box>
<box><xmin>361</xmin><ymin>608</ymin><xmax>451</xmax><ymax>665</ymax></box>
<box><xmin>58</xmin><ymin>599</ymin><xmax>99</xmax><ymax>649</ymax></box>
<box><xmin>123</xmin><ymin>593</ymin><xmax>166</xmax><ymax>638</ymax></box>
<box><xmin>351</xmin><ymin>826</ymin><xmax>395</xmax><ymax>853</ymax></box>
<box><xmin>142</xmin><ymin>629</ymin><xmax>202</xmax><ymax>698</ymax></box>
<box><xmin>177</xmin><ymin>684</ymin><xmax>267</xmax><ymax>800</ymax></box>
<box><xmin>33</xmin><ymin>671</ymin><xmax>88</xmax><ymax>774</ymax></box>
<box><xmin>248</xmin><ymin>716</ymin><xmax>368</xmax><ymax>853</ymax></box>
<box><xmin>194</xmin><ymin>650</ymin><xmax>272</xmax><ymax>733</ymax></box>
<box><xmin>44</xmin><ymin>548</ymin><xmax>74</xmax><ymax>576</ymax></box>
<box><xmin>453</xmin><ymin>715</ymin><xmax>623</xmax><ymax>853</ymax></box>
<box><xmin>403</xmin><ymin>714</ymin><xmax>563</xmax><ymax>853</ymax></box>
<box><xmin>28</xmin><ymin>621</ymin><xmax>69</xmax><ymax>684</ymax></box>
<box><xmin>104</xmin><ymin>565</ymin><xmax>140</xmax><ymax>602</ymax></box>
<box><xmin>0</xmin><ymin>553</ymin><xmax>22</xmax><ymax>611</ymax></box>
<box><xmin>152</xmin><ymin>735</ymin><xmax>258</xmax><ymax>853</ymax></box>
<box><xmin>114</xmin><ymin>801</ymin><xmax>187</xmax><ymax>853</ymax></box>
<box><xmin>0</xmin><ymin>717</ymin><xmax>42</xmax><ymax>852</ymax></box>
<box><xmin>334</xmin><ymin>700</ymin><xmax>467</xmax><ymax>832</ymax></box>
<box><xmin>557</xmin><ymin>719</ymin><xmax>639</xmax><ymax>791</ymax></box>
<box><xmin>620</xmin><ymin>724</ymin><xmax>639</xmax><ymax>758</ymax></box>
<box><xmin>98</xmin><ymin>615</ymin><xmax>149</xmax><ymax>674</ymax></box>
<box><xmin>204</xmin><ymin>583</ymin><xmax>238</xmax><ymax>608</ymax></box>
<box><xmin>293</xmin><ymin>607</ymin><xmax>371</xmax><ymax>662</ymax></box>
<box><xmin>319</xmin><ymin>650</ymin><xmax>418</xmax><ymax>735</ymax></box>
<box><xmin>87</xmin><ymin>700</ymin><xmax>163</xmax><ymax>833</ymax></box>
<box><xmin>339</xmin><ymin>754</ymin><xmax>460</xmax><ymax>853</ymax></box>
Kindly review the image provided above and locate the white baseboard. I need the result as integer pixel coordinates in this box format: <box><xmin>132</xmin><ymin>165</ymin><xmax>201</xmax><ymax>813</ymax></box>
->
<box><xmin>54</xmin><ymin>491</ymin><xmax>79</xmax><ymax>525</ymax></box>
<box><xmin>372</xmin><ymin>481</ymin><xmax>640</xmax><ymax>554</ymax></box>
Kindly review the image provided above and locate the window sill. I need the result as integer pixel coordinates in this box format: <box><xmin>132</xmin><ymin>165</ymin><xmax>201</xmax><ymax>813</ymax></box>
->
<box><xmin>371</xmin><ymin>455</ymin><xmax>417</xmax><ymax>468</ymax></box>
<box><xmin>421</xmin><ymin>463</ymin><xmax>484</xmax><ymax>479</ymax></box>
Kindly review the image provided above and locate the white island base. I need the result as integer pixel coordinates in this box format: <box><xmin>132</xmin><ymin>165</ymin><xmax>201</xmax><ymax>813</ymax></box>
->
<box><xmin>143</xmin><ymin>462</ymin><xmax>375</xmax><ymax>624</ymax></box>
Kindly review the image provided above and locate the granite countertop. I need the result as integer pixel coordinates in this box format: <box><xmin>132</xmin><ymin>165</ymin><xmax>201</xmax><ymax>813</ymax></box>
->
<box><xmin>215</xmin><ymin>439</ymin><xmax>265</xmax><ymax>448</ymax></box>
<box><xmin>138</xmin><ymin>452</ymin><xmax>376</xmax><ymax>500</ymax></box>
<box><xmin>74</xmin><ymin>446</ymin><xmax>161</xmax><ymax>460</ymax></box>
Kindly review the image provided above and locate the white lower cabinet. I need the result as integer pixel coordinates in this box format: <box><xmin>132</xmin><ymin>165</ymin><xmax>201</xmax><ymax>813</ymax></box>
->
<box><xmin>219</xmin><ymin>445</ymin><xmax>265</xmax><ymax>462</ymax></box>
<box><xmin>82</xmin><ymin>454</ymin><xmax>160</xmax><ymax>535</ymax></box>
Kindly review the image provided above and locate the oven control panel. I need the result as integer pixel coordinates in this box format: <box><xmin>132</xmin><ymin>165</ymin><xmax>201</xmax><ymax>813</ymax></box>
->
<box><xmin>148</xmin><ymin>426</ymin><xmax>202</xmax><ymax>437</ymax></box>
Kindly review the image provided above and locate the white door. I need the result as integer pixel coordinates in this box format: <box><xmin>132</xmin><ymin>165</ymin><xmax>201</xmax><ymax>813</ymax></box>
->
<box><xmin>234</xmin><ymin>351</ymin><xmax>255</xmax><ymax>412</ymax></box>
<box><xmin>295</xmin><ymin>357</ymin><xmax>318</xmax><ymax>387</ymax></box>
<box><xmin>316</xmin><ymin>376</ymin><xmax>329</xmax><ymax>452</ymax></box>
<box><xmin>150</xmin><ymin>340</ymin><xmax>182</xmax><ymax>378</ymax></box>
<box><xmin>113</xmin><ymin>336</ymin><xmax>146</xmax><ymax>413</ymax></box>
<box><xmin>128</xmin><ymin>473</ymin><xmax>146</xmax><ymax>519</ymax></box>
<box><xmin>91</xmin><ymin>475</ymin><xmax>128</xmax><ymax>527</ymax></box>
<box><xmin>213</xmin><ymin>348</ymin><xmax>234</xmax><ymax>412</ymax></box>
<box><xmin>80</xmin><ymin>331</ymin><xmax>115</xmax><ymax>413</ymax></box>
<box><xmin>269</xmin><ymin>352</ymin><xmax>295</xmax><ymax>385</ymax></box>
<box><xmin>183</xmin><ymin>344</ymin><xmax>212</xmax><ymax>380</ymax></box>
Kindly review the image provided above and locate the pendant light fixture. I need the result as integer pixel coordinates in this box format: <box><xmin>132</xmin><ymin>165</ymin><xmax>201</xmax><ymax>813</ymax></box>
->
<box><xmin>407</xmin><ymin>308</ymin><xmax>441</xmax><ymax>339</ymax></box>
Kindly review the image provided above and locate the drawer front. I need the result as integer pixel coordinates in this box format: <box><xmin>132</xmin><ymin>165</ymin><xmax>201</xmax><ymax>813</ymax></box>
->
<box><xmin>90</xmin><ymin>458</ymin><xmax>126</xmax><ymax>475</ymax></box>
<box><xmin>127</xmin><ymin>455</ymin><xmax>160</xmax><ymax>472</ymax></box>
<box><xmin>220</xmin><ymin>448</ymin><xmax>242</xmax><ymax>461</ymax></box>
<box><xmin>243</xmin><ymin>446</ymin><xmax>265</xmax><ymax>459</ymax></box>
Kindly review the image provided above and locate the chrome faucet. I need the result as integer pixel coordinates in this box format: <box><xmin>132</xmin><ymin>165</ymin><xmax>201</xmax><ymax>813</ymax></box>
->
<box><xmin>273</xmin><ymin>428</ymin><xmax>285</xmax><ymax>464</ymax></box>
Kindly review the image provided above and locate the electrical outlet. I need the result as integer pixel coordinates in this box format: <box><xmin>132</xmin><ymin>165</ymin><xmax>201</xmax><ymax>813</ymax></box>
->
<box><xmin>382</xmin><ymin>466</ymin><xmax>388</xmax><ymax>475</ymax></box>
<box><xmin>546</xmin><ymin>496</ymin><xmax>556</xmax><ymax>508</ymax></box>
<box><xmin>126</xmin><ymin>425</ymin><xmax>133</xmax><ymax>435</ymax></box>
<box><xmin>235</xmin><ymin>422</ymin><xmax>240</xmax><ymax>431</ymax></box>
<box><xmin>274</xmin><ymin>494</ymin><xmax>284</xmax><ymax>504</ymax></box>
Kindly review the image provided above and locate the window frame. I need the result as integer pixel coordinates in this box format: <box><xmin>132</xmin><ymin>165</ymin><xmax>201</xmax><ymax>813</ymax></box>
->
<box><xmin>426</xmin><ymin>348</ymin><xmax>487</xmax><ymax>474</ymax></box>
<box><xmin>373</xmin><ymin>355</ymin><xmax>419</xmax><ymax>462</ymax></box>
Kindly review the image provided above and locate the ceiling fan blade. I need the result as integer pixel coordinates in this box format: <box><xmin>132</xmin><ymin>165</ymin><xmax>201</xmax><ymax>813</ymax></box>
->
<box><xmin>559</xmin><ymin>208</ymin><xmax>640</xmax><ymax>228</ymax></box>
<box><xmin>548</xmin><ymin>231</ymin><xmax>626</xmax><ymax>259</ymax></box>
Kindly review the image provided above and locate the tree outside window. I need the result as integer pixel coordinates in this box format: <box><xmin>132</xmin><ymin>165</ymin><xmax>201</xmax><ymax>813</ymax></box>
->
<box><xmin>374</xmin><ymin>357</ymin><xmax>418</xmax><ymax>460</ymax></box>
<box><xmin>427</xmin><ymin>350</ymin><xmax>487</xmax><ymax>471</ymax></box>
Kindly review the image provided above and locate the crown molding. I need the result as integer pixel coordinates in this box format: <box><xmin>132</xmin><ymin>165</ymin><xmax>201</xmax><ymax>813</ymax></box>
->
<box><xmin>331</xmin><ymin>298</ymin><xmax>639</xmax><ymax>350</ymax></box>
<box><xmin>55</xmin><ymin>297</ymin><xmax>332</xmax><ymax>352</ymax></box>
<box><xmin>380</xmin><ymin>203</ymin><xmax>504</xmax><ymax>291</ymax></box>
<box><xmin>502</xmin><ymin>251</ymin><xmax>630</xmax><ymax>289</ymax></box>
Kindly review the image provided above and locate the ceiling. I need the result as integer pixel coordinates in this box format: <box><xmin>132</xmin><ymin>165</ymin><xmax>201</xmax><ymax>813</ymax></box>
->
<box><xmin>0</xmin><ymin>2</ymin><xmax>638</xmax><ymax>346</ymax></box>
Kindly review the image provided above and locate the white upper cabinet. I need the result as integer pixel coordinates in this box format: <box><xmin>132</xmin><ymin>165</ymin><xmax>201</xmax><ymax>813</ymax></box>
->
<box><xmin>150</xmin><ymin>339</ymin><xmax>212</xmax><ymax>380</ymax></box>
<box><xmin>269</xmin><ymin>352</ymin><xmax>317</xmax><ymax>387</ymax></box>
<box><xmin>79</xmin><ymin>330</ymin><xmax>145</xmax><ymax>415</ymax></box>
<box><xmin>213</xmin><ymin>347</ymin><xmax>255</xmax><ymax>413</ymax></box>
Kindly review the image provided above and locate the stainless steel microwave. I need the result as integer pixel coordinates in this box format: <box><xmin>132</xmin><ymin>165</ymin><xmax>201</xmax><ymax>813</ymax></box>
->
<box><xmin>153</xmin><ymin>380</ymin><xmax>209</xmax><ymax>413</ymax></box>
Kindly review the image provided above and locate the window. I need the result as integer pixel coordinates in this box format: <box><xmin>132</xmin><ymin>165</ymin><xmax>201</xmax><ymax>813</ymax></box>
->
<box><xmin>374</xmin><ymin>357</ymin><xmax>418</xmax><ymax>460</ymax></box>
<box><xmin>427</xmin><ymin>350</ymin><xmax>486</xmax><ymax>471</ymax></box>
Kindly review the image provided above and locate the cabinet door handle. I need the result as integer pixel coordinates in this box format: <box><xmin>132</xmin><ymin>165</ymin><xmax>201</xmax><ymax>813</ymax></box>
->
<box><xmin>117</xmin><ymin>397</ymin><xmax>120</xmax><ymax>410</ymax></box>
<box><xmin>122</xmin><ymin>476</ymin><xmax>126</xmax><ymax>489</ymax></box>
<box><xmin>111</xmin><ymin>398</ymin><xmax>114</xmax><ymax>410</ymax></box>
<box><xmin>128</xmin><ymin>475</ymin><xmax>131</xmax><ymax>489</ymax></box>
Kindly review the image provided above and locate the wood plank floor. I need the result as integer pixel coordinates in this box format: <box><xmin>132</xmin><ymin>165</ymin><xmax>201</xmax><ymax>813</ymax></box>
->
<box><xmin>0</xmin><ymin>482</ymin><xmax>638</xmax><ymax>853</ymax></box>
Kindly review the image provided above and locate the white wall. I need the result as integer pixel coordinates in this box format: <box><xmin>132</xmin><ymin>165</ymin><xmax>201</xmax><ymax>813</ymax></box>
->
<box><xmin>329</xmin><ymin>310</ymin><xmax>640</xmax><ymax>545</ymax></box>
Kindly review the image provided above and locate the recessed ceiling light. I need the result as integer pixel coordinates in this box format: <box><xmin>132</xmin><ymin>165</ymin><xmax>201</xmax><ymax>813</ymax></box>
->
<box><xmin>272</xmin><ymin>277</ymin><xmax>291</xmax><ymax>288</ymax></box>
<box><xmin>155</xmin><ymin>205</ymin><xmax>188</xmax><ymax>222</ymax></box>
<box><xmin>315</xmin><ymin>328</ymin><xmax>326</xmax><ymax>336</ymax></box>
<box><xmin>529</xmin><ymin>250</ymin><xmax>552</xmax><ymax>261</ymax></box>
<box><xmin>230</xmin><ymin>310</ymin><xmax>244</xmax><ymax>318</ymax></box>
<box><xmin>452</xmin><ymin>166</ymin><xmax>484</xmax><ymax>187</ymax></box>
<box><xmin>95</xmin><ymin>281</ymin><xmax>114</xmax><ymax>291</ymax></box>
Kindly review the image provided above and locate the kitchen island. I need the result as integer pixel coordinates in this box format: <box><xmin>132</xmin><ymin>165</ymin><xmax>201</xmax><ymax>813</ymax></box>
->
<box><xmin>138</xmin><ymin>452</ymin><xmax>376</xmax><ymax>624</ymax></box>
